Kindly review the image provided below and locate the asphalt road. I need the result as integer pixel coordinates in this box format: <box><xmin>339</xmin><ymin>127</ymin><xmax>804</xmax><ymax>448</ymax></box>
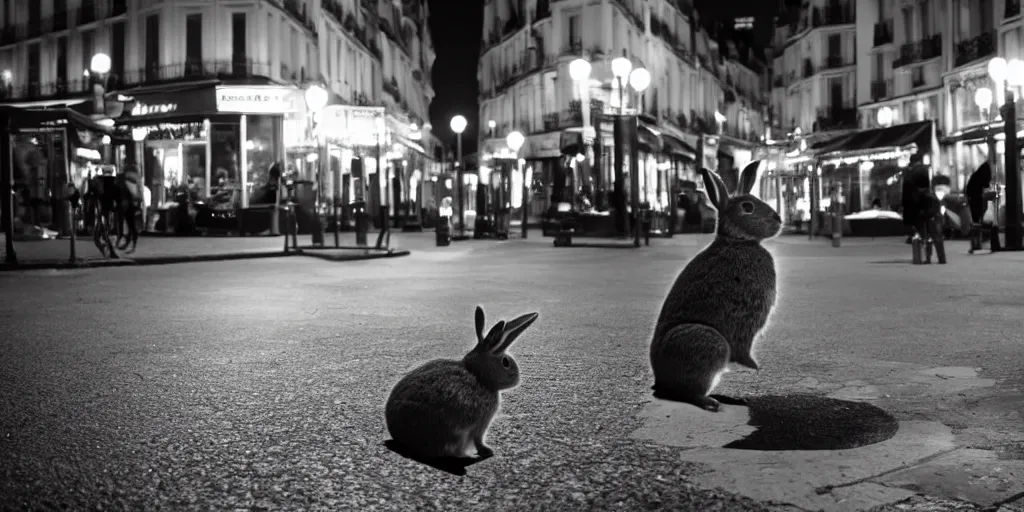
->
<box><xmin>1</xmin><ymin>235</ymin><xmax>1022</xmax><ymax>510</ymax></box>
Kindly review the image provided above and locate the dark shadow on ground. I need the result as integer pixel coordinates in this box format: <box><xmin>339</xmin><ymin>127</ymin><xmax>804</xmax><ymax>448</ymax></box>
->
<box><xmin>868</xmin><ymin>259</ymin><xmax>915</xmax><ymax>264</ymax></box>
<box><xmin>722</xmin><ymin>394</ymin><xmax>899</xmax><ymax>451</ymax></box>
<box><xmin>383</xmin><ymin>439</ymin><xmax>492</xmax><ymax>476</ymax></box>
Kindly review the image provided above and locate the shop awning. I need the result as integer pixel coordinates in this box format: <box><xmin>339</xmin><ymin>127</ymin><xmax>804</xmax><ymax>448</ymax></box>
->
<box><xmin>811</xmin><ymin>120</ymin><xmax>933</xmax><ymax>156</ymax></box>
<box><xmin>2</xmin><ymin>105</ymin><xmax>114</xmax><ymax>134</ymax></box>
<box><xmin>661</xmin><ymin>133</ymin><xmax>696</xmax><ymax>160</ymax></box>
<box><xmin>637</xmin><ymin>122</ymin><xmax>662</xmax><ymax>152</ymax></box>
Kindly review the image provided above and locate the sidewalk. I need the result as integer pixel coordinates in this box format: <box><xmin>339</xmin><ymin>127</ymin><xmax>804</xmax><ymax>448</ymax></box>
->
<box><xmin>0</xmin><ymin>231</ymin><xmax>413</xmax><ymax>271</ymax></box>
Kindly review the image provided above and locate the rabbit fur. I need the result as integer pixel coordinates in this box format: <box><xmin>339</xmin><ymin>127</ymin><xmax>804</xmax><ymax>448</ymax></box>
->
<box><xmin>385</xmin><ymin>306</ymin><xmax>539</xmax><ymax>458</ymax></box>
<box><xmin>650</xmin><ymin>161</ymin><xmax>782</xmax><ymax>412</ymax></box>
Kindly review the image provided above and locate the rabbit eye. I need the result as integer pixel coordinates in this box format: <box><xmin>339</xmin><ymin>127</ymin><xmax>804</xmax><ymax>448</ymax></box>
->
<box><xmin>501</xmin><ymin>356</ymin><xmax>511</xmax><ymax>368</ymax></box>
<box><xmin>740</xmin><ymin>201</ymin><xmax>755</xmax><ymax>214</ymax></box>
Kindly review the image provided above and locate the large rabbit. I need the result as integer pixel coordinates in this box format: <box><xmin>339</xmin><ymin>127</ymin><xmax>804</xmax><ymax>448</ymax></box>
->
<box><xmin>385</xmin><ymin>306</ymin><xmax>539</xmax><ymax>459</ymax></box>
<box><xmin>649</xmin><ymin>161</ymin><xmax>782</xmax><ymax>412</ymax></box>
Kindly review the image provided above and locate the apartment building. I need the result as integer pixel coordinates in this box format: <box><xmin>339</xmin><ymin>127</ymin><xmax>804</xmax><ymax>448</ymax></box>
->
<box><xmin>770</xmin><ymin>0</ymin><xmax>858</xmax><ymax>140</ymax></box>
<box><xmin>0</xmin><ymin>0</ymin><xmax>439</xmax><ymax>232</ymax></box>
<box><xmin>477</xmin><ymin>0</ymin><xmax>769</xmax><ymax>227</ymax></box>
<box><xmin>855</xmin><ymin>0</ymin><xmax>945</xmax><ymax>134</ymax></box>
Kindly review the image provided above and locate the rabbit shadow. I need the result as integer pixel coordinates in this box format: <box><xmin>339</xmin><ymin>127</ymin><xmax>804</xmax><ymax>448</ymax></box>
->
<box><xmin>650</xmin><ymin>386</ymin><xmax>750</xmax><ymax>407</ymax></box>
<box><xmin>383</xmin><ymin>439</ymin><xmax>493</xmax><ymax>476</ymax></box>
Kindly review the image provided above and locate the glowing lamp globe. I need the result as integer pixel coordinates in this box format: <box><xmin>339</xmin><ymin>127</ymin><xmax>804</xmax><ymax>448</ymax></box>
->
<box><xmin>876</xmin><ymin>106</ymin><xmax>894</xmax><ymax>127</ymax></box>
<box><xmin>1009</xmin><ymin>59</ymin><xmax>1024</xmax><ymax>87</ymax></box>
<box><xmin>629</xmin><ymin>67</ymin><xmax>651</xmax><ymax>92</ymax></box>
<box><xmin>569</xmin><ymin>58</ymin><xmax>592</xmax><ymax>81</ymax></box>
<box><xmin>611</xmin><ymin>57</ymin><xmax>633</xmax><ymax>79</ymax></box>
<box><xmin>304</xmin><ymin>84</ymin><xmax>329</xmax><ymax>111</ymax></box>
<box><xmin>450</xmin><ymin>115</ymin><xmax>467</xmax><ymax>134</ymax></box>
<box><xmin>90</xmin><ymin>53</ymin><xmax>111</xmax><ymax>74</ymax></box>
<box><xmin>974</xmin><ymin>88</ymin><xmax>993</xmax><ymax>110</ymax></box>
<box><xmin>506</xmin><ymin>130</ymin><xmax>525</xmax><ymax>152</ymax></box>
<box><xmin>989</xmin><ymin>57</ymin><xmax>1007</xmax><ymax>84</ymax></box>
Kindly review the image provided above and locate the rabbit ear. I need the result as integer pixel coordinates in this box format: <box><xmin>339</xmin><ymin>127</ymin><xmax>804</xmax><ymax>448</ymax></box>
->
<box><xmin>492</xmin><ymin>312</ymin><xmax>539</xmax><ymax>354</ymax></box>
<box><xmin>474</xmin><ymin>306</ymin><xmax>486</xmax><ymax>344</ymax></box>
<box><xmin>738</xmin><ymin>160</ymin><xmax>761</xmax><ymax>195</ymax></box>
<box><xmin>700</xmin><ymin>167</ymin><xmax>730</xmax><ymax>208</ymax></box>
<box><xmin>478</xmin><ymin>320</ymin><xmax>506</xmax><ymax>352</ymax></box>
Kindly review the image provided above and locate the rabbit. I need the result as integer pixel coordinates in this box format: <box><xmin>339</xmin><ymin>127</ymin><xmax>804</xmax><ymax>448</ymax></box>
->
<box><xmin>385</xmin><ymin>305</ymin><xmax>539</xmax><ymax>459</ymax></box>
<box><xmin>649</xmin><ymin>160</ymin><xmax>782</xmax><ymax>412</ymax></box>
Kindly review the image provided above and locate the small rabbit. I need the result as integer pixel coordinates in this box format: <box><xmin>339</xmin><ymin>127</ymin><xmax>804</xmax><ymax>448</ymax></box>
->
<box><xmin>385</xmin><ymin>306</ymin><xmax>539</xmax><ymax>459</ymax></box>
<box><xmin>649</xmin><ymin>161</ymin><xmax>781</xmax><ymax>412</ymax></box>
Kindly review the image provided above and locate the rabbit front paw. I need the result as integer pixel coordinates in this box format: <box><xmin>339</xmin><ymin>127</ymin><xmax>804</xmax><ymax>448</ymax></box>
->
<box><xmin>696</xmin><ymin>395</ymin><xmax>722</xmax><ymax>412</ymax></box>
<box><xmin>475</xmin><ymin>443</ymin><xmax>494</xmax><ymax>458</ymax></box>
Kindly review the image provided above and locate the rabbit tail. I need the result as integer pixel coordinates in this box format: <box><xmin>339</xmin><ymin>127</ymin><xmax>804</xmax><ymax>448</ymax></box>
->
<box><xmin>650</xmin><ymin>323</ymin><xmax>731</xmax><ymax>412</ymax></box>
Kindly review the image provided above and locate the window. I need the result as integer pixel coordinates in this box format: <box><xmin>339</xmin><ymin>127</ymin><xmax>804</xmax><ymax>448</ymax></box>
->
<box><xmin>920</xmin><ymin>0</ymin><xmax>930</xmax><ymax>37</ymax></box>
<box><xmin>979</xmin><ymin>0</ymin><xmax>994</xmax><ymax>32</ymax></box>
<box><xmin>185</xmin><ymin>13</ymin><xmax>203</xmax><ymax>75</ymax></box>
<box><xmin>27</xmin><ymin>43</ymin><xmax>39</xmax><ymax>94</ymax></box>
<box><xmin>28</xmin><ymin>0</ymin><xmax>39</xmax><ymax>25</ymax></box>
<box><xmin>145</xmin><ymin>14</ymin><xmax>159</xmax><ymax>80</ymax></box>
<box><xmin>81</xmin><ymin>30</ymin><xmax>93</xmax><ymax>73</ymax></box>
<box><xmin>111</xmin><ymin>22</ymin><xmax>125</xmax><ymax>80</ymax></box>
<box><xmin>567</xmin><ymin>14</ymin><xmax>580</xmax><ymax>50</ymax></box>
<box><xmin>902</xmin><ymin>7</ymin><xmax>913</xmax><ymax>40</ymax></box>
<box><xmin>56</xmin><ymin>36</ymin><xmax>67</xmax><ymax>85</ymax></box>
<box><xmin>827</xmin><ymin>33</ymin><xmax>841</xmax><ymax>57</ymax></box>
<box><xmin>232</xmin><ymin>13</ymin><xmax>247</xmax><ymax>68</ymax></box>
<box><xmin>873</xmin><ymin>52</ymin><xmax>883</xmax><ymax>79</ymax></box>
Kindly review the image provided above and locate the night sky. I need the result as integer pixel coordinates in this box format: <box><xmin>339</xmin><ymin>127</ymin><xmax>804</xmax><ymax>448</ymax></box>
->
<box><xmin>426</xmin><ymin>0</ymin><xmax>785</xmax><ymax>156</ymax></box>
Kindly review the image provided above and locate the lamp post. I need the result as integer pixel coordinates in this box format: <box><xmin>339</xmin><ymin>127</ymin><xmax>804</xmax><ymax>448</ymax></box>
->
<box><xmin>450</xmin><ymin>114</ymin><xmax>467</xmax><ymax>238</ymax></box>
<box><xmin>304</xmin><ymin>83</ymin><xmax>329</xmax><ymax>246</ymax></box>
<box><xmin>610</xmin><ymin>56</ymin><xmax>651</xmax><ymax>247</ymax></box>
<box><xmin>506</xmin><ymin>130</ymin><xmax>527</xmax><ymax>238</ymax></box>
<box><xmin>488</xmin><ymin>119</ymin><xmax>496</xmax><ymax>138</ymax></box>
<box><xmin>88</xmin><ymin>53</ymin><xmax>111</xmax><ymax>165</ymax></box>
<box><xmin>986</xmin><ymin>56</ymin><xmax>1024</xmax><ymax>250</ymax></box>
<box><xmin>569</xmin><ymin>58</ymin><xmax>594</xmax><ymax>211</ymax></box>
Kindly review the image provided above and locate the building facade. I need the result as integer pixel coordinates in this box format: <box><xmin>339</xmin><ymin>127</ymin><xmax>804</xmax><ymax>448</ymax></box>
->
<box><xmin>850</xmin><ymin>0</ymin><xmax>1024</xmax><ymax>191</ymax></box>
<box><xmin>0</xmin><ymin>0</ymin><xmax>440</xmax><ymax>233</ymax></box>
<box><xmin>475</xmin><ymin>0</ymin><xmax>769</xmax><ymax>233</ymax></box>
<box><xmin>770</xmin><ymin>0</ymin><xmax>858</xmax><ymax>141</ymax></box>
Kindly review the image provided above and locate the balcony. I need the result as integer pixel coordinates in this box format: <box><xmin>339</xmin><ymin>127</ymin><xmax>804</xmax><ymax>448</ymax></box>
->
<box><xmin>0</xmin><ymin>77</ymin><xmax>91</xmax><ymax>100</ymax></box>
<box><xmin>1007</xmin><ymin>0</ymin><xmax>1021</xmax><ymax>19</ymax></box>
<box><xmin>870</xmin><ymin>79</ymin><xmax>892</xmax><ymax>101</ymax></box>
<box><xmin>873</xmin><ymin>20</ymin><xmax>893</xmax><ymax>46</ymax></box>
<box><xmin>815</xmin><ymin>107</ymin><xmax>858</xmax><ymax>131</ymax></box>
<box><xmin>76</xmin><ymin>1</ymin><xmax>96</xmax><ymax>24</ymax></box>
<box><xmin>322</xmin><ymin>0</ymin><xmax>345</xmax><ymax>25</ymax></box>
<box><xmin>116</xmin><ymin>59</ymin><xmax>272</xmax><ymax>89</ymax></box>
<box><xmin>954</xmin><ymin>31</ymin><xmax>996</xmax><ymax>67</ymax></box>
<box><xmin>811</xmin><ymin>4</ymin><xmax>854</xmax><ymax>27</ymax></box>
<box><xmin>283</xmin><ymin>0</ymin><xmax>319</xmax><ymax>35</ymax></box>
<box><xmin>820</xmin><ymin>54</ymin><xmax>853</xmax><ymax>70</ymax></box>
<box><xmin>893</xmin><ymin>34</ymin><xmax>942</xmax><ymax>68</ymax></box>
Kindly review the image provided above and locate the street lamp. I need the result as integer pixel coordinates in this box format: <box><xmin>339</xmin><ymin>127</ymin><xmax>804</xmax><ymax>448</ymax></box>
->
<box><xmin>568</xmin><ymin>58</ymin><xmax>594</xmax><ymax>213</ymax></box>
<box><xmin>506</xmin><ymin>130</ymin><xmax>527</xmax><ymax>239</ymax></box>
<box><xmin>450</xmin><ymin>114</ymin><xmax>467</xmax><ymax>237</ymax></box>
<box><xmin>304</xmin><ymin>84</ymin><xmax>329</xmax><ymax>246</ymax></box>
<box><xmin>488</xmin><ymin>119</ymin><xmax>496</xmax><ymax>138</ymax></box>
<box><xmin>987</xmin><ymin>56</ymin><xmax>1024</xmax><ymax>250</ymax></box>
<box><xmin>611</xmin><ymin>55</ymin><xmax>651</xmax><ymax>247</ymax></box>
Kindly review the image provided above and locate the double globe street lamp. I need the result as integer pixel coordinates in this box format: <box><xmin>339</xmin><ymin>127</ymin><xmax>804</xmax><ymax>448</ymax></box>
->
<box><xmin>505</xmin><ymin>130</ymin><xmax>529</xmax><ymax>238</ymax></box>
<box><xmin>611</xmin><ymin>56</ymin><xmax>651</xmax><ymax>247</ymax></box>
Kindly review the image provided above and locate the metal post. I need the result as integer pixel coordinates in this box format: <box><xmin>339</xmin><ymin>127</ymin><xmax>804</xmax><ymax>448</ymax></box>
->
<box><xmin>456</xmin><ymin>132</ymin><xmax>464</xmax><ymax>236</ymax></box>
<box><xmin>520</xmin><ymin>160</ymin><xmax>528</xmax><ymax>239</ymax></box>
<box><xmin>613</xmin><ymin>116</ymin><xmax>626</xmax><ymax>237</ymax></box>
<box><xmin>333</xmin><ymin>144</ymin><xmax>340</xmax><ymax>248</ymax></box>
<box><xmin>1003</xmin><ymin>87</ymin><xmax>1023</xmax><ymax>250</ymax></box>
<box><xmin>1</xmin><ymin>112</ymin><xmax>16</xmax><ymax>264</ymax></box>
<box><xmin>630</xmin><ymin>115</ymin><xmax>641</xmax><ymax>248</ymax></box>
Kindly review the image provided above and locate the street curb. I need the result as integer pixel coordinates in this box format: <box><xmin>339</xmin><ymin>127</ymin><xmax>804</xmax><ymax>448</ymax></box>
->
<box><xmin>0</xmin><ymin>248</ymin><xmax>410</xmax><ymax>271</ymax></box>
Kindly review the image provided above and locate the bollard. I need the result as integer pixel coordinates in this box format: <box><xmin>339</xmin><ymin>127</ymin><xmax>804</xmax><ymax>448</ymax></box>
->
<box><xmin>66</xmin><ymin>184</ymin><xmax>79</xmax><ymax>264</ymax></box>
<box><xmin>435</xmin><ymin>215</ymin><xmax>452</xmax><ymax>246</ymax></box>
<box><xmin>911</xmin><ymin>234</ymin><xmax>923</xmax><ymax>264</ymax></box>
<box><xmin>831</xmin><ymin>211</ymin><xmax>842</xmax><ymax>248</ymax></box>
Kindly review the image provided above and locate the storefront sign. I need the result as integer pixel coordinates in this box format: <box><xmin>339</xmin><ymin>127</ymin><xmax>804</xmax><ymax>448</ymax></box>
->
<box><xmin>216</xmin><ymin>86</ymin><xmax>298</xmax><ymax>114</ymax></box>
<box><xmin>319</xmin><ymin>105</ymin><xmax>385</xmax><ymax>147</ymax></box>
<box><xmin>527</xmin><ymin>132</ymin><xmax>562</xmax><ymax>158</ymax></box>
<box><xmin>131</xmin><ymin>102</ymin><xmax>177</xmax><ymax>116</ymax></box>
<box><xmin>118</xmin><ymin>86</ymin><xmax>218</xmax><ymax>120</ymax></box>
